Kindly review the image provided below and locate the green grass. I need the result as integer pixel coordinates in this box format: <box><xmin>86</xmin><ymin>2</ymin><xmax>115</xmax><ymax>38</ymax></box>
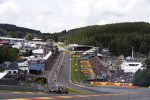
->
<box><xmin>71</xmin><ymin>57</ymin><xmax>75</xmax><ymax>82</ymax></box>
<box><xmin>67</xmin><ymin>87</ymin><xmax>85</xmax><ymax>94</ymax></box>
<box><xmin>70</xmin><ymin>54</ymin><xmax>87</xmax><ymax>82</ymax></box>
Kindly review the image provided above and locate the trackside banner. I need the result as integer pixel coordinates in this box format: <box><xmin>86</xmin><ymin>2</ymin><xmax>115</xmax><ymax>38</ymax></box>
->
<box><xmin>90</xmin><ymin>82</ymin><xmax>132</xmax><ymax>87</ymax></box>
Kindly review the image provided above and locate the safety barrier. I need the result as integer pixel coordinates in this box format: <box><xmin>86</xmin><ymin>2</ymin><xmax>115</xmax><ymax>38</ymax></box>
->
<box><xmin>73</xmin><ymin>55</ymin><xmax>80</xmax><ymax>58</ymax></box>
<box><xmin>90</xmin><ymin>82</ymin><xmax>133</xmax><ymax>87</ymax></box>
<box><xmin>81</xmin><ymin>69</ymin><xmax>93</xmax><ymax>74</ymax></box>
<box><xmin>63</xmin><ymin>51</ymin><xmax>71</xmax><ymax>54</ymax></box>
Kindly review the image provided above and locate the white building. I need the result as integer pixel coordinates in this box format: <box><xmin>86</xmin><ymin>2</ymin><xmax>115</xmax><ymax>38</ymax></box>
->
<box><xmin>18</xmin><ymin>61</ymin><xmax>29</xmax><ymax>73</ymax></box>
<box><xmin>121</xmin><ymin>60</ymin><xmax>143</xmax><ymax>73</ymax></box>
<box><xmin>3</xmin><ymin>62</ymin><xmax>19</xmax><ymax>74</ymax></box>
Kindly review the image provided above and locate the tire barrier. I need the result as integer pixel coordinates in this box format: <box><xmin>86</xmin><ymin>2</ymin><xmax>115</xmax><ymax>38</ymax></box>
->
<box><xmin>91</xmin><ymin>82</ymin><xmax>133</xmax><ymax>87</ymax></box>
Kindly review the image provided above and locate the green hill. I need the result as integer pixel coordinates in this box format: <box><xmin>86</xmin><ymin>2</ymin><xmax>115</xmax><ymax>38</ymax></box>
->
<box><xmin>62</xmin><ymin>22</ymin><xmax>150</xmax><ymax>56</ymax></box>
<box><xmin>0</xmin><ymin>24</ymin><xmax>41</xmax><ymax>38</ymax></box>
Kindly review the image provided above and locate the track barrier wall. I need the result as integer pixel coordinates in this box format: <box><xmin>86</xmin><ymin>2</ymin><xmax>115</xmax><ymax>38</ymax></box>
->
<box><xmin>90</xmin><ymin>82</ymin><xmax>133</xmax><ymax>87</ymax></box>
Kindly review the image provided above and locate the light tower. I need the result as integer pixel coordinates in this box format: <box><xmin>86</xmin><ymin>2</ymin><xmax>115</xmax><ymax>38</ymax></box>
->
<box><xmin>131</xmin><ymin>47</ymin><xmax>134</xmax><ymax>59</ymax></box>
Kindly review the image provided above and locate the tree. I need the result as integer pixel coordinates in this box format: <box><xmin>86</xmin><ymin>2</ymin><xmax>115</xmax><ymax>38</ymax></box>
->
<box><xmin>133</xmin><ymin>69</ymin><xmax>142</xmax><ymax>86</ymax></box>
<box><xmin>0</xmin><ymin>47</ymin><xmax>19</xmax><ymax>63</ymax></box>
<box><xmin>133</xmin><ymin>56</ymin><xmax>150</xmax><ymax>87</ymax></box>
<box><xmin>25</xmin><ymin>33</ymin><xmax>33</xmax><ymax>41</ymax></box>
<box><xmin>139</xmin><ymin>41</ymin><xmax>149</xmax><ymax>55</ymax></box>
<box><xmin>144</xmin><ymin>56</ymin><xmax>150</xmax><ymax>69</ymax></box>
<box><xmin>54</xmin><ymin>34</ymin><xmax>58</xmax><ymax>42</ymax></box>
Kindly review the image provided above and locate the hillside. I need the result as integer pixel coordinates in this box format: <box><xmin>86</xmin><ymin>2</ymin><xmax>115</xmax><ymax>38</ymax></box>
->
<box><xmin>62</xmin><ymin>22</ymin><xmax>150</xmax><ymax>56</ymax></box>
<box><xmin>0</xmin><ymin>24</ymin><xmax>41</xmax><ymax>38</ymax></box>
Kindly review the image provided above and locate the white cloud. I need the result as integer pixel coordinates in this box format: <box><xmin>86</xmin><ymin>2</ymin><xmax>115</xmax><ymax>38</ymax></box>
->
<box><xmin>0</xmin><ymin>0</ymin><xmax>20</xmax><ymax>23</ymax></box>
<box><xmin>0</xmin><ymin>0</ymin><xmax>149</xmax><ymax>33</ymax></box>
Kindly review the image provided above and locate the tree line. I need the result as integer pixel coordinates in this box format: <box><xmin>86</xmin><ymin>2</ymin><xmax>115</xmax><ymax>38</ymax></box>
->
<box><xmin>60</xmin><ymin>22</ymin><xmax>150</xmax><ymax>56</ymax></box>
<box><xmin>0</xmin><ymin>24</ymin><xmax>41</xmax><ymax>38</ymax></box>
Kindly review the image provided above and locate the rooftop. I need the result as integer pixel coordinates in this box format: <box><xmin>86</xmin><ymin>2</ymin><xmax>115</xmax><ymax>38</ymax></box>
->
<box><xmin>32</xmin><ymin>49</ymin><xmax>43</xmax><ymax>54</ymax></box>
<box><xmin>43</xmin><ymin>51</ymin><xmax>52</xmax><ymax>60</ymax></box>
<box><xmin>0</xmin><ymin>72</ymin><xmax>7</xmax><ymax>79</ymax></box>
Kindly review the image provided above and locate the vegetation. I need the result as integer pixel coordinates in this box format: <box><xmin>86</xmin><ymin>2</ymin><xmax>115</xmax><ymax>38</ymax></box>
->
<box><xmin>0</xmin><ymin>47</ymin><xmax>19</xmax><ymax>63</ymax></box>
<box><xmin>21</xmin><ymin>50</ymin><xmax>33</xmax><ymax>57</ymax></box>
<box><xmin>0</xmin><ymin>24</ymin><xmax>41</xmax><ymax>38</ymax></box>
<box><xmin>34</xmin><ymin>77</ymin><xmax>47</xmax><ymax>85</ymax></box>
<box><xmin>0</xmin><ymin>66</ymin><xmax>4</xmax><ymax>72</ymax></box>
<box><xmin>70</xmin><ymin>55</ymin><xmax>87</xmax><ymax>82</ymax></box>
<box><xmin>133</xmin><ymin>55</ymin><xmax>150</xmax><ymax>87</ymax></box>
<box><xmin>57</xmin><ymin>22</ymin><xmax>150</xmax><ymax>56</ymax></box>
<box><xmin>67</xmin><ymin>87</ymin><xmax>85</xmax><ymax>94</ymax></box>
<box><xmin>2</xmin><ymin>22</ymin><xmax>150</xmax><ymax>56</ymax></box>
<box><xmin>0</xmin><ymin>23</ymin><xmax>66</xmax><ymax>42</ymax></box>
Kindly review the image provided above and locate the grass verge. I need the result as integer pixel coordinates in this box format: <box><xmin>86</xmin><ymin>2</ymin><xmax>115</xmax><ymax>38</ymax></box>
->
<box><xmin>70</xmin><ymin>54</ymin><xmax>87</xmax><ymax>82</ymax></box>
<box><xmin>67</xmin><ymin>87</ymin><xmax>85</xmax><ymax>94</ymax></box>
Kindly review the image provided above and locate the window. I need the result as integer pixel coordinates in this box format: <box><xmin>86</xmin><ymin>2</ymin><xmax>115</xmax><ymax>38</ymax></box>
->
<box><xmin>14</xmin><ymin>71</ymin><xmax>16</xmax><ymax>74</ymax></box>
<box><xmin>129</xmin><ymin>64</ymin><xmax>139</xmax><ymax>66</ymax></box>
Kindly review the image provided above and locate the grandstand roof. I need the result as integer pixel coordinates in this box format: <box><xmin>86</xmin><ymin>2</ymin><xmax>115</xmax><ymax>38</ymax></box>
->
<box><xmin>0</xmin><ymin>37</ymin><xmax>24</xmax><ymax>41</ymax></box>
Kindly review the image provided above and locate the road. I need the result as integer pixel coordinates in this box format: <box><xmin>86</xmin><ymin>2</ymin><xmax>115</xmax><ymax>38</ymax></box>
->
<box><xmin>57</xmin><ymin>53</ymin><xmax>109</xmax><ymax>93</ymax></box>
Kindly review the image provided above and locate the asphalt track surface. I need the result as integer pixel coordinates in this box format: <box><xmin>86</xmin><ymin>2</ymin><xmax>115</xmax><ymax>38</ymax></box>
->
<box><xmin>1</xmin><ymin>52</ymin><xmax>150</xmax><ymax>100</ymax></box>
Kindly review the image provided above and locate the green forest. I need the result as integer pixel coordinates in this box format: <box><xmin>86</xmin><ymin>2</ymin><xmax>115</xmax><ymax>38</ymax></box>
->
<box><xmin>60</xmin><ymin>22</ymin><xmax>150</xmax><ymax>57</ymax></box>
<box><xmin>0</xmin><ymin>47</ymin><xmax>19</xmax><ymax>63</ymax></box>
<box><xmin>0</xmin><ymin>23</ymin><xmax>62</xmax><ymax>41</ymax></box>
<box><xmin>0</xmin><ymin>24</ymin><xmax>41</xmax><ymax>38</ymax></box>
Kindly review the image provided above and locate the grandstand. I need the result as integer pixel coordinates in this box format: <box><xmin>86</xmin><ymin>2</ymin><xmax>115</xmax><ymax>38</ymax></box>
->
<box><xmin>89</xmin><ymin>57</ymin><xmax>108</xmax><ymax>80</ymax></box>
<box><xmin>0</xmin><ymin>37</ymin><xmax>25</xmax><ymax>42</ymax></box>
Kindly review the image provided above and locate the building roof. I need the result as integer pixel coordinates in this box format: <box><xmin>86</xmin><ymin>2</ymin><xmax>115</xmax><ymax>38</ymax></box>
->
<box><xmin>30</xmin><ymin>44</ymin><xmax>36</xmax><ymax>47</ymax></box>
<box><xmin>32</xmin><ymin>49</ymin><xmax>43</xmax><ymax>54</ymax></box>
<box><xmin>3</xmin><ymin>61</ymin><xmax>18</xmax><ymax>70</ymax></box>
<box><xmin>0</xmin><ymin>72</ymin><xmax>7</xmax><ymax>79</ymax></box>
<box><xmin>42</xmin><ymin>51</ymin><xmax>52</xmax><ymax>60</ymax></box>
<box><xmin>18</xmin><ymin>61</ymin><xmax>28</xmax><ymax>67</ymax></box>
<box><xmin>28</xmin><ymin>63</ymin><xmax>44</xmax><ymax>70</ymax></box>
<box><xmin>0</xmin><ymin>37</ymin><xmax>24</xmax><ymax>41</ymax></box>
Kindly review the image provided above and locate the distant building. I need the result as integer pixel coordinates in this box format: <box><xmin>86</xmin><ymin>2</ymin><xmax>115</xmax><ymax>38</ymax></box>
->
<box><xmin>0</xmin><ymin>41</ymin><xmax>11</xmax><ymax>47</ymax></box>
<box><xmin>0</xmin><ymin>37</ymin><xmax>25</xmax><ymax>42</ymax></box>
<box><xmin>12</xmin><ymin>42</ymin><xmax>23</xmax><ymax>49</ymax></box>
<box><xmin>28</xmin><ymin>38</ymin><xmax>45</xmax><ymax>45</ymax></box>
<box><xmin>3</xmin><ymin>62</ymin><xmax>19</xmax><ymax>74</ymax></box>
<box><xmin>18</xmin><ymin>61</ymin><xmax>29</xmax><ymax>73</ymax></box>
<box><xmin>121</xmin><ymin>59</ymin><xmax>143</xmax><ymax>73</ymax></box>
<box><xmin>28</xmin><ymin>60</ymin><xmax>44</xmax><ymax>74</ymax></box>
<box><xmin>32</xmin><ymin>48</ymin><xmax>44</xmax><ymax>57</ymax></box>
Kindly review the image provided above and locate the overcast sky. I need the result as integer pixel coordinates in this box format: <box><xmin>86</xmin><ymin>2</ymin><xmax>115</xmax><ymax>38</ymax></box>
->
<box><xmin>0</xmin><ymin>0</ymin><xmax>150</xmax><ymax>33</ymax></box>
